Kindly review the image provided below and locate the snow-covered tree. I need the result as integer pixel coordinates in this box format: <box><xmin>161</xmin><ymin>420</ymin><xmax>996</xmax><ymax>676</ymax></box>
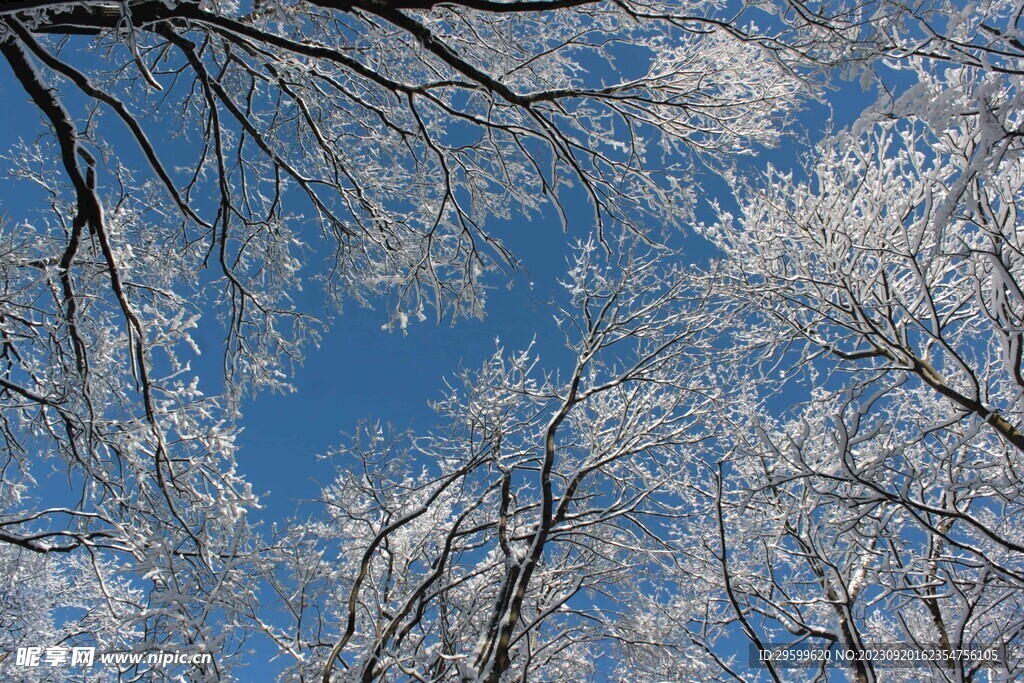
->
<box><xmin>0</xmin><ymin>0</ymin><xmax>815</xmax><ymax>676</ymax></box>
<box><xmin>252</xmin><ymin>2</ymin><xmax>1024</xmax><ymax>680</ymax></box>
<box><xmin>5</xmin><ymin>0</ymin><xmax>1021</xmax><ymax>680</ymax></box>
<box><xmin>260</xmin><ymin>237</ymin><xmax>735</xmax><ymax>682</ymax></box>
<box><xmin>683</xmin><ymin>13</ymin><xmax>1024</xmax><ymax>680</ymax></box>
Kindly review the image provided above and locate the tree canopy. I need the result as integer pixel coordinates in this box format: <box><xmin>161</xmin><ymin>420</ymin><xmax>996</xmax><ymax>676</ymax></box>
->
<box><xmin>1</xmin><ymin>0</ymin><xmax>1023</xmax><ymax>681</ymax></box>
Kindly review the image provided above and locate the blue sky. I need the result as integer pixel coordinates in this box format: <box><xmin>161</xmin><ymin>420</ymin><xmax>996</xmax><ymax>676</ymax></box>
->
<box><xmin>230</xmin><ymin>211</ymin><xmax>579</xmax><ymax>521</ymax></box>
